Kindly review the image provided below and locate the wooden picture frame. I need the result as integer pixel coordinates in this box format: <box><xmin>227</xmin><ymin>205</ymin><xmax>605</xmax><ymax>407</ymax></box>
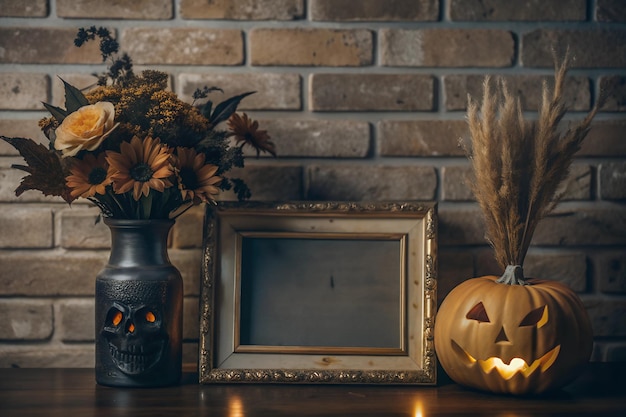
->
<box><xmin>199</xmin><ymin>201</ymin><xmax>437</xmax><ymax>384</ymax></box>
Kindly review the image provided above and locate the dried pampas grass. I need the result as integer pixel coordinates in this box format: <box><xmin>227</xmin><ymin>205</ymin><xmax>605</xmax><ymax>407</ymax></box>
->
<box><xmin>465</xmin><ymin>52</ymin><xmax>600</xmax><ymax>285</ymax></box>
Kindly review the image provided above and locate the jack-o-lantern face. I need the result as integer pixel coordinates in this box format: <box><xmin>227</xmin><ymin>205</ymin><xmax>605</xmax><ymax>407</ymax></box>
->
<box><xmin>434</xmin><ymin>276</ymin><xmax>593</xmax><ymax>395</ymax></box>
<box><xmin>101</xmin><ymin>302</ymin><xmax>168</xmax><ymax>375</ymax></box>
<box><xmin>452</xmin><ymin>302</ymin><xmax>560</xmax><ymax>380</ymax></box>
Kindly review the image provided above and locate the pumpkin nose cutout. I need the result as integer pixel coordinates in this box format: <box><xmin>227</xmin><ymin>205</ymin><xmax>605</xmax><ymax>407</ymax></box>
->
<box><xmin>495</xmin><ymin>327</ymin><xmax>509</xmax><ymax>343</ymax></box>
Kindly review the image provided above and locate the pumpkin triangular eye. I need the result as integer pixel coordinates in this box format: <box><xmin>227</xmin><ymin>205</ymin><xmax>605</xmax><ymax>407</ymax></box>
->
<box><xmin>519</xmin><ymin>305</ymin><xmax>548</xmax><ymax>328</ymax></box>
<box><xmin>466</xmin><ymin>302</ymin><xmax>490</xmax><ymax>322</ymax></box>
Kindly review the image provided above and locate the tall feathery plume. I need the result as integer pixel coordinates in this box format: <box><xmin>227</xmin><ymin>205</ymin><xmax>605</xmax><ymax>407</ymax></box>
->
<box><xmin>465</xmin><ymin>50</ymin><xmax>600</xmax><ymax>285</ymax></box>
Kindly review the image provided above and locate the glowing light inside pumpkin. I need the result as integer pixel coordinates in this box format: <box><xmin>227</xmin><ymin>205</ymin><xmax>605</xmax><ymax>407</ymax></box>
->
<box><xmin>458</xmin><ymin>342</ymin><xmax>561</xmax><ymax>380</ymax></box>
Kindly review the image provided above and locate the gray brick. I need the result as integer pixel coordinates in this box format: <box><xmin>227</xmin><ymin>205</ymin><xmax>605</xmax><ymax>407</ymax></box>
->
<box><xmin>524</xmin><ymin>252</ymin><xmax>588</xmax><ymax>292</ymax></box>
<box><xmin>599</xmin><ymin>76</ymin><xmax>626</xmax><ymax>112</ymax></box>
<box><xmin>250</xmin><ymin>29</ymin><xmax>373</xmax><ymax>67</ymax></box>
<box><xmin>0</xmin><ymin>119</ymin><xmax>48</xmax><ymax>156</ymax></box>
<box><xmin>220</xmin><ymin>165</ymin><xmax>304</xmax><ymax>201</ymax></box>
<box><xmin>59</xmin><ymin>208</ymin><xmax>111</xmax><ymax>249</ymax></box>
<box><xmin>0</xmin><ymin>251</ymin><xmax>107</xmax><ymax>296</ymax></box>
<box><xmin>533</xmin><ymin>205</ymin><xmax>626</xmax><ymax>246</ymax></box>
<box><xmin>522</xmin><ymin>29</ymin><xmax>626</xmax><ymax>68</ymax></box>
<box><xmin>311</xmin><ymin>0</ymin><xmax>438</xmax><ymax>21</ymax></box>
<box><xmin>180</xmin><ymin>0</ymin><xmax>304</xmax><ymax>20</ymax></box>
<box><xmin>170</xmin><ymin>249</ymin><xmax>203</xmax><ymax>297</ymax></box>
<box><xmin>57</xmin><ymin>0</ymin><xmax>172</xmax><ymax>19</ymax></box>
<box><xmin>596</xmin><ymin>251</ymin><xmax>626</xmax><ymax>294</ymax></box>
<box><xmin>183</xmin><ymin>342</ymin><xmax>199</xmax><ymax>365</ymax></box>
<box><xmin>597</xmin><ymin>0</ymin><xmax>626</xmax><ymax>22</ymax></box>
<box><xmin>580</xmin><ymin>120</ymin><xmax>626</xmax><ymax>156</ymax></box>
<box><xmin>0</xmin><ymin>0</ymin><xmax>48</xmax><ymax>17</ymax></box>
<box><xmin>0</xmin><ymin>28</ymin><xmax>101</xmax><ymax>64</ymax></box>
<box><xmin>0</xmin><ymin>300</ymin><xmax>53</xmax><ymax>341</ymax></box>
<box><xmin>123</xmin><ymin>28</ymin><xmax>244</xmax><ymax>65</ymax></box>
<box><xmin>307</xmin><ymin>165</ymin><xmax>437</xmax><ymax>201</ymax></box>
<box><xmin>0</xmin><ymin>73</ymin><xmax>49</xmax><ymax>110</ymax></box>
<box><xmin>171</xmin><ymin>206</ymin><xmax>204</xmax><ymax>249</ymax></box>
<box><xmin>441</xmin><ymin>203</ymin><xmax>626</xmax><ymax>247</ymax></box>
<box><xmin>473</xmin><ymin>248</ymin><xmax>503</xmax><ymax>276</ymax></box>
<box><xmin>600</xmin><ymin>162</ymin><xmax>626</xmax><ymax>200</ymax></box>
<box><xmin>183</xmin><ymin>297</ymin><xmax>199</xmax><ymax>340</ymax></box>
<box><xmin>0</xmin><ymin>206</ymin><xmax>53</xmax><ymax>248</ymax></box>
<box><xmin>584</xmin><ymin>298</ymin><xmax>626</xmax><ymax>337</ymax></box>
<box><xmin>380</xmin><ymin>29</ymin><xmax>514</xmax><ymax>67</ymax></box>
<box><xmin>0</xmin><ymin>346</ymin><xmax>94</xmax><ymax>368</ymax></box>
<box><xmin>178</xmin><ymin>73</ymin><xmax>302</xmax><ymax>110</ymax></box>
<box><xmin>437</xmin><ymin>249</ymin><xmax>474</xmax><ymax>304</ymax></box>
<box><xmin>450</xmin><ymin>0</ymin><xmax>586</xmax><ymax>21</ymax></box>
<box><xmin>379</xmin><ymin>120</ymin><xmax>468</xmax><ymax>157</ymax></box>
<box><xmin>439</xmin><ymin>204</ymin><xmax>486</xmax><ymax>246</ymax></box>
<box><xmin>442</xmin><ymin>165</ymin><xmax>474</xmax><ymax>201</ymax></box>
<box><xmin>58</xmin><ymin>299</ymin><xmax>95</xmax><ymax>343</ymax></box>
<box><xmin>258</xmin><ymin>119</ymin><xmax>370</xmax><ymax>158</ymax></box>
<box><xmin>445</xmin><ymin>74</ymin><xmax>590</xmax><ymax>111</ymax></box>
<box><xmin>310</xmin><ymin>74</ymin><xmax>434</xmax><ymax>111</ymax></box>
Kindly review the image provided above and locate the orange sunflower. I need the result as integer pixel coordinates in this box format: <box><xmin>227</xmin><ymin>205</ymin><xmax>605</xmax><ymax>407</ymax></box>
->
<box><xmin>66</xmin><ymin>152</ymin><xmax>113</xmax><ymax>199</ymax></box>
<box><xmin>227</xmin><ymin>112</ymin><xmax>276</xmax><ymax>157</ymax></box>
<box><xmin>175</xmin><ymin>147</ymin><xmax>222</xmax><ymax>204</ymax></box>
<box><xmin>106</xmin><ymin>136</ymin><xmax>174</xmax><ymax>201</ymax></box>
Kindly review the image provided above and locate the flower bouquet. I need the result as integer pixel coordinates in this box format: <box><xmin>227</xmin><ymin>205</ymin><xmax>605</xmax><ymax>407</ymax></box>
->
<box><xmin>1</xmin><ymin>26</ymin><xmax>275</xmax><ymax>220</ymax></box>
<box><xmin>1</xmin><ymin>27</ymin><xmax>277</xmax><ymax>387</ymax></box>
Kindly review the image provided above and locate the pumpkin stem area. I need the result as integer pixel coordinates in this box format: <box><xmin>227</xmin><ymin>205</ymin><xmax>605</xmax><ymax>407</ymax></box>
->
<box><xmin>496</xmin><ymin>265</ymin><xmax>527</xmax><ymax>285</ymax></box>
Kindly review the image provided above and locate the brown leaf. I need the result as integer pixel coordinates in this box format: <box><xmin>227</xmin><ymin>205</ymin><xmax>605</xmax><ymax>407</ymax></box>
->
<box><xmin>1</xmin><ymin>136</ymin><xmax>75</xmax><ymax>204</ymax></box>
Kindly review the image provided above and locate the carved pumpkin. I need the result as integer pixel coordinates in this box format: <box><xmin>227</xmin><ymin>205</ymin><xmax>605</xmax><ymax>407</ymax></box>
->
<box><xmin>434</xmin><ymin>275</ymin><xmax>593</xmax><ymax>395</ymax></box>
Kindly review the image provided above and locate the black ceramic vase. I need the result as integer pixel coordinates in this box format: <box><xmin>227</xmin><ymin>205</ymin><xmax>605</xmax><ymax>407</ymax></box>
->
<box><xmin>95</xmin><ymin>219</ymin><xmax>183</xmax><ymax>387</ymax></box>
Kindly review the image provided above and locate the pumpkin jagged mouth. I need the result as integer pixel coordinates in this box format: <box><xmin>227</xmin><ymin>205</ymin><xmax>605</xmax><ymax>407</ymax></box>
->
<box><xmin>451</xmin><ymin>340</ymin><xmax>561</xmax><ymax>380</ymax></box>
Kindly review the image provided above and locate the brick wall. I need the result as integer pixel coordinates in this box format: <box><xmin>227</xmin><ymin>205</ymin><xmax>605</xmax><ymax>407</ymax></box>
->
<box><xmin>0</xmin><ymin>0</ymin><xmax>625</xmax><ymax>367</ymax></box>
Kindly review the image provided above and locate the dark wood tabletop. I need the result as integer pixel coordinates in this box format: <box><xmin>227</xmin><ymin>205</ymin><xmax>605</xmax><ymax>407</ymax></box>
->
<box><xmin>0</xmin><ymin>363</ymin><xmax>625</xmax><ymax>416</ymax></box>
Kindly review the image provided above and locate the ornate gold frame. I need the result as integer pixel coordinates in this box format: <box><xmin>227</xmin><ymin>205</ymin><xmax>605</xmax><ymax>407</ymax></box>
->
<box><xmin>199</xmin><ymin>201</ymin><xmax>437</xmax><ymax>384</ymax></box>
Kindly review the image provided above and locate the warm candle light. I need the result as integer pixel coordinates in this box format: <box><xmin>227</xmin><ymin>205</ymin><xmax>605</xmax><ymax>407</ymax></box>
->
<box><xmin>228</xmin><ymin>395</ymin><xmax>245</xmax><ymax>417</ymax></box>
<box><xmin>413</xmin><ymin>399</ymin><xmax>425</xmax><ymax>417</ymax></box>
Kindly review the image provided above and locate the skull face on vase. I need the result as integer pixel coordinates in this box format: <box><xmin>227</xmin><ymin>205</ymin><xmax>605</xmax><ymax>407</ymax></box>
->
<box><xmin>102</xmin><ymin>301</ymin><xmax>167</xmax><ymax>375</ymax></box>
<box><xmin>95</xmin><ymin>277</ymin><xmax>182</xmax><ymax>387</ymax></box>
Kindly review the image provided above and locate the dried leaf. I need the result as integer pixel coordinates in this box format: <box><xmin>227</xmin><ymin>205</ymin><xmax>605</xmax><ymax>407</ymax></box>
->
<box><xmin>60</xmin><ymin>77</ymin><xmax>90</xmax><ymax>113</ymax></box>
<box><xmin>0</xmin><ymin>136</ymin><xmax>74</xmax><ymax>204</ymax></box>
<box><xmin>210</xmin><ymin>91</ymin><xmax>255</xmax><ymax>125</ymax></box>
<box><xmin>42</xmin><ymin>102</ymin><xmax>68</xmax><ymax>123</ymax></box>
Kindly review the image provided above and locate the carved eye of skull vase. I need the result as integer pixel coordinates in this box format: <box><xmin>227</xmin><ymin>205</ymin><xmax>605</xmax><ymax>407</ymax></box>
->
<box><xmin>95</xmin><ymin>219</ymin><xmax>183</xmax><ymax>387</ymax></box>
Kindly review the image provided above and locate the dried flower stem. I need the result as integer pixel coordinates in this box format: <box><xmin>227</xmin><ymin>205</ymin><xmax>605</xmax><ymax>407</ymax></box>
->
<box><xmin>466</xmin><ymin>52</ymin><xmax>599</xmax><ymax>284</ymax></box>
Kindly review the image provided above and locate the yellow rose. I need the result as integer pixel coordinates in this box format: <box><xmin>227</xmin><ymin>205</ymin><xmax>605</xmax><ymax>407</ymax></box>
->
<box><xmin>54</xmin><ymin>102</ymin><xmax>118</xmax><ymax>157</ymax></box>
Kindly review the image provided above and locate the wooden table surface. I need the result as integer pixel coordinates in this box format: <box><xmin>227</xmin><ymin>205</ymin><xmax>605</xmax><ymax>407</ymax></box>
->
<box><xmin>0</xmin><ymin>363</ymin><xmax>625</xmax><ymax>416</ymax></box>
